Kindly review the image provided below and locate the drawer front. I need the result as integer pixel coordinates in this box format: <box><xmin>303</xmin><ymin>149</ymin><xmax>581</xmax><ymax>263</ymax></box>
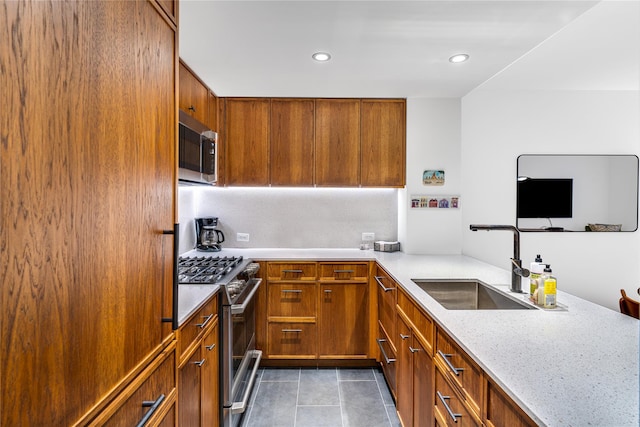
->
<box><xmin>435</xmin><ymin>329</ymin><xmax>482</xmax><ymax>415</ymax></box>
<box><xmin>268</xmin><ymin>283</ymin><xmax>317</xmax><ymax>318</ymax></box>
<box><xmin>178</xmin><ymin>294</ymin><xmax>217</xmax><ymax>362</ymax></box>
<box><xmin>397</xmin><ymin>288</ymin><xmax>433</xmax><ymax>353</ymax></box>
<box><xmin>100</xmin><ymin>344</ymin><xmax>177</xmax><ymax>427</ymax></box>
<box><xmin>267</xmin><ymin>322</ymin><xmax>317</xmax><ymax>358</ymax></box>
<box><xmin>267</xmin><ymin>262</ymin><xmax>317</xmax><ymax>281</ymax></box>
<box><xmin>485</xmin><ymin>379</ymin><xmax>537</xmax><ymax>427</ymax></box>
<box><xmin>319</xmin><ymin>262</ymin><xmax>369</xmax><ymax>281</ymax></box>
<box><xmin>434</xmin><ymin>367</ymin><xmax>481</xmax><ymax>427</ymax></box>
<box><xmin>376</xmin><ymin>325</ymin><xmax>397</xmax><ymax>399</ymax></box>
<box><xmin>375</xmin><ymin>266</ymin><xmax>397</xmax><ymax>346</ymax></box>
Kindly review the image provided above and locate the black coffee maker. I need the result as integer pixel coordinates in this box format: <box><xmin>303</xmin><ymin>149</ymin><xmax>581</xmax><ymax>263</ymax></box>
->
<box><xmin>195</xmin><ymin>217</ymin><xmax>225</xmax><ymax>252</ymax></box>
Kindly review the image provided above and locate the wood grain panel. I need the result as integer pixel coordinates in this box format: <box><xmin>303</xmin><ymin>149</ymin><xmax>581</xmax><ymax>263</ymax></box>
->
<box><xmin>270</xmin><ymin>98</ymin><xmax>315</xmax><ymax>186</ymax></box>
<box><xmin>0</xmin><ymin>1</ymin><xmax>176</xmax><ymax>425</ymax></box>
<box><xmin>315</xmin><ymin>99</ymin><xmax>360</xmax><ymax>186</ymax></box>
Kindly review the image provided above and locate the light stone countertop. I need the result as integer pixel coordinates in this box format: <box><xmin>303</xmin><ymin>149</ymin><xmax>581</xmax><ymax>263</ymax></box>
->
<box><xmin>178</xmin><ymin>248</ymin><xmax>640</xmax><ymax>427</ymax></box>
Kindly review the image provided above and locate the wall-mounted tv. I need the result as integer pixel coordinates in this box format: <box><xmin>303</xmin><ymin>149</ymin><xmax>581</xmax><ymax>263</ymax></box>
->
<box><xmin>517</xmin><ymin>178</ymin><xmax>573</xmax><ymax>218</ymax></box>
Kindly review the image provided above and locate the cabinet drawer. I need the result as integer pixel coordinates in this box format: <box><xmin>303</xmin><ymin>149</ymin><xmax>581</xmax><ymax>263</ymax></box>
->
<box><xmin>376</xmin><ymin>325</ymin><xmax>397</xmax><ymax>399</ymax></box>
<box><xmin>434</xmin><ymin>366</ymin><xmax>481</xmax><ymax>427</ymax></box>
<box><xmin>96</xmin><ymin>343</ymin><xmax>177</xmax><ymax>427</ymax></box>
<box><xmin>318</xmin><ymin>262</ymin><xmax>369</xmax><ymax>281</ymax></box>
<box><xmin>375</xmin><ymin>265</ymin><xmax>397</xmax><ymax>346</ymax></box>
<box><xmin>267</xmin><ymin>262</ymin><xmax>317</xmax><ymax>281</ymax></box>
<box><xmin>178</xmin><ymin>294</ymin><xmax>218</xmax><ymax>363</ymax></box>
<box><xmin>268</xmin><ymin>283</ymin><xmax>317</xmax><ymax>318</ymax></box>
<box><xmin>485</xmin><ymin>378</ymin><xmax>537</xmax><ymax>427</ymax></box>
<box><xmin>267</xmin><ymin>322</ymin><xmax>317</xmax><ymax>358</ymax></box>
<box><xmin>397</xmin><ymin>287</ymin><xmax>434</xmax><ymax>353</ymax></box>
<box><xmin>435</xmin><ymin>329</ymin><xmax>483</xmax><ymax>415</ymax></box>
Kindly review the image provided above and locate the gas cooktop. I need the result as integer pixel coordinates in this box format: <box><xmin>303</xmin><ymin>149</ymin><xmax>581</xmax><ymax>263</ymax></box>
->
<box><xmin>177</xmin><ymin>255</ymin><xmax>245</xmax><ymax>284</ymax></box>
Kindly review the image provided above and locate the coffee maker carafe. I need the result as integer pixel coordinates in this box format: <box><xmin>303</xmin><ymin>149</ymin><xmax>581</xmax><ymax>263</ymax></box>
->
<box><xmin>195</xmin><ymin>217</ymin><xmax>225</xmax><ymax>252</ymax></box>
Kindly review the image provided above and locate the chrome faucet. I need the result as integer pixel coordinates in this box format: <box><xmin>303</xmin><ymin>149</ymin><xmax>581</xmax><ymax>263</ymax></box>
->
<box><xmin>469</xmin><ymin>224</ymin><xmax>529</xmax><ymax>293</ymax></box>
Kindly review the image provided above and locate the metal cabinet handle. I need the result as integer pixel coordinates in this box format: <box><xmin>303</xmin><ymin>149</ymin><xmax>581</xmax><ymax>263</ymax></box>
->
<box><xmin>374</xmin><ymin>276</ymin><xmax>394</xmax><ymax>292</ymax></box>
<box><xmin>324</xmin><ymin>289</ymin><xmax>332</xmax><ymax>293</ymax></box>
<box><xmin>409</xmin><ymin>346</ymin><xmax>421</xmax><ymax>353</ymax></box>
<box><xmin>161</xmin><ymin>224</ymin><xmax>179</xmax><ymax>330</ymax></box>
<box><xmin>196</xmin><ymin>313</ymin><xmax>214</xmax><ymax>329</ymax></box>
<box><xmin>282</xmin><ymin>269</ymin><xmax>303</xmax><ymax>273</ymax></box>
<box><xmin>334</xmin><ymin>269</ymin><xmax>354</xmax><ymax>274</ymax></box>
<box><xmin>282</xmin><ymin>289</ymin><xmax>303</xmax><ymax>293</ymax></box>
<box><xmin>135</xmin><ymin>394</ymin><xmax>166</xmax><ymax>427</ymax></box>
<box><xmin>192</xmin><ymin>358</ymin><xmax>206</xmax><ymax>367</ymax></box>
<box><xmin>282</xmin><ymin>329</ymin><xmax>303</xmax><ymax>333</ymax></box>
<box><xmin>438</xmin><ymin>350</ymin><xmax>464</xmax><ymax>376</ymax></box>
<box><xmin>188</xmin><ymin>105</ymin><xmax>195</xmax><ymax>112</ymax></box>
<box><xmin>400</xmin><ymin>334</ymin><xmax>410</xmax><ymax>340</ymax></box>
<box><xmin>206</xmin><ymin>343</ymin><xmax>216</xmax><ymax>351</ymax></box>
<box><xmin>376</xmin><ymin>338</ymin><xmax>396</xmax><ymax>364</ymax></box>
<box><xmin>437</xmin><ymin>391</ymin><xmax>462</xmax><ymax>423</ymax></box>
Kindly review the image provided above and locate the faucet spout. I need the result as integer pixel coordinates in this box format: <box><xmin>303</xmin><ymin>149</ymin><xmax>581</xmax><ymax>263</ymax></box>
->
<box><xmin>469</xmin><ymin>224</ymin><xmax>529</xmax><ymax>293</ymax></box>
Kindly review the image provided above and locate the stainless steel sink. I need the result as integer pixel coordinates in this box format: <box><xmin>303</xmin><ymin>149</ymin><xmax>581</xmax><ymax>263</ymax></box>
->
<box><xmin>411</xmin><ymin>279</ymin><xmax>535</xmax><ymax>310</ymax></box>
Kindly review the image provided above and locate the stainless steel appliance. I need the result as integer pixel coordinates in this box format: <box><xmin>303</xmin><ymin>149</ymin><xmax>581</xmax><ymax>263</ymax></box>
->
<box><xmin>179</xmin><ymin>111</ymin><xmax>217</xmax><ymax>185</ymax></box>
<box><xmin>195</xmin><ymin>217</ymin><xmax>225</xmax><ymax>252</ymax></box>
<box><xmin>177</xmin><ymin>255</ymin><xmax>262</xmax><ymax>427</ymax></box>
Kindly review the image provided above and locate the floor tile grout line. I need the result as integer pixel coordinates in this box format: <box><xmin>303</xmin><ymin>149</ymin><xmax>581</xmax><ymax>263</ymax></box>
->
<box><xmin>293</xmin><ymin>368</ymin><xmax>301</xmax><ymax>427</ymax></box>
<box><xmin>373</xmin><ymin>370</ymin><xmax>394</xmax><ymax>427</ymax></box>
<box><xmin>336</xmin><ymin>367</ymin><xmax>346</xmax><ymax>427</ymax></box>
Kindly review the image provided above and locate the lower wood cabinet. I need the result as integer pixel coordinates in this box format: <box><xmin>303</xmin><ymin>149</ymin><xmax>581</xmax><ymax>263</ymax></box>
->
<box><xmin>434</xmin><ymin>366</ymin><xmax>481</xmax><ymax>427</ymax></box>
<box><xmin>267</xmin><ymin>322</ymin><xmax>317</xmax><ymax>359</ymax></box>
<box><xmin>484</xmin><ymin>378</ymin><xmax>537</xmax><ymax>427</ymax></box>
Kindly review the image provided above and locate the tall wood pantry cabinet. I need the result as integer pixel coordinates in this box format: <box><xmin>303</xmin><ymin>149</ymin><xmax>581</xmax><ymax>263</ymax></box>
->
<box><xmin>1</xmin><ymin>1</ymin><xmax>179</xmax><ymax>425</ymax></box>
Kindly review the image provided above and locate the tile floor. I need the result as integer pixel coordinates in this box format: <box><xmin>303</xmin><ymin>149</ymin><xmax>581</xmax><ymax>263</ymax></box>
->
<box><xmin>240</xmin><ymin>367</ymin><xmax>401</xmax><ymax>427</ymax></box>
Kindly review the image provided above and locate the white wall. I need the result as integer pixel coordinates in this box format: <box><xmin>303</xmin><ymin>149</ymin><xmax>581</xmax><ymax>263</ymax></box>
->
<box><xmin>399</xmin><ymin>98</ymin><xmax>462</xmax><ymax>254</ymax></box>
<box><xmin>178</xmin><ymin>186</ymin><xmax>397</xmax><ymax>253</ymax></box>
<box><xmin>461</xmin><ymin>1</ymin><xmax>640</xmax><ymax>310</ymax></box>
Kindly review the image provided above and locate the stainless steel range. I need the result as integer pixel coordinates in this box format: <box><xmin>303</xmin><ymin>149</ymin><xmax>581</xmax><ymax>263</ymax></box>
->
<box><xmin>178</xmin><ymin>255</ymin><xmax>262</xmax><ymax>427</ymax></box>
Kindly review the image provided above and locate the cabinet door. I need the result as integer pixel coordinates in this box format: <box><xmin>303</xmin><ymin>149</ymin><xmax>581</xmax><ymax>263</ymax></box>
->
<box><xmin>361</xmin><ymin>99</ymin><xmax>406</xmax><ymax>187</ymax></box>
<box><xmin>224</xmin><ymin>98</ymin><xmax>270</xmax><ymax>185</ymax></box>
<box><xmin>270</xmin><ymin>99</ymin><xmax>315</xmax><ymax>186</ymax></box>
<box><xmin>375</xmin><ymin>266</ymin><xmax>397</xmax><ymax>348</ymax></box>
<box><xmin>318</xmin><ymin>283</ymin><xmax>368</xmax><ymax>357</ymax></box>
<box><xmin>179</xmin><ymin>346</ymin><xmax>203</xmax><ymax>427</ymax></box>
<box><xmin>201</xmin><ymin>321</ymin><xmax>219</xmax><ymax>427</ymax></box>
<box><xmin>207</xmin><ymin>91</ymin><xmax>219</xmax><ymax>131</ymax></box>
<box><xmin>412</xmin><ymin>337</ymin><xmax>434</xmax><ymax>427</ymax></box>
<box><xmin>315</xmin><ymin>99</ymin><xmax>361</xmax><ymax>186</ymax></box>
<box><xmin>396</xmin><ymin>315</ymin><xmax>413</xmax><ymax>427</ymax></box>
<box><xmin>179</xmin><ymin>61</ymin><xmax>208</xmax><ymax>124</ymax></box>
<box><xmin>1</xmin><ymin>2</ymin><xmax>176</xmax><ymax>425</ymax></box>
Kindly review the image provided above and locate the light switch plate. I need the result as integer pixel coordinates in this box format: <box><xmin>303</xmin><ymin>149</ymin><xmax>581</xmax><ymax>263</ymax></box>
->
<box><xmin>237</xmin><ymin>233</ymin><xmax>250</xmax><ymax>242</ymax></box>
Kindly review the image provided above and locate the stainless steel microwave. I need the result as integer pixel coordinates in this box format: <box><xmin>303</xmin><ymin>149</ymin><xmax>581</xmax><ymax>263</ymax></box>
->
<box><xmin>178</xmin><ymin>111</ymin><xmax>217</xmax><ymax>185</ymax></box>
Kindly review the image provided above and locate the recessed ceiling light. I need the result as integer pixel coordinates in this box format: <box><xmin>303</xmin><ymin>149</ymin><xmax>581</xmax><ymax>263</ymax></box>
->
<box><xmin>312</xmin><ymin>52</ymin><xmax>331</xmax><ymax>62</ymax></box>
<box><xmin>449</xmin><ymin>54</ymin><xmax>469</xmax><ymax>63</ymax></box>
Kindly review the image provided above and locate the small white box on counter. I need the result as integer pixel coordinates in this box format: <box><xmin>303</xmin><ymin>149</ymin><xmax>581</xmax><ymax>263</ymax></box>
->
<box><xmin>374</xmin><ymin>241</ymin><xmax>400</xmax><ymax>252</ymax></box>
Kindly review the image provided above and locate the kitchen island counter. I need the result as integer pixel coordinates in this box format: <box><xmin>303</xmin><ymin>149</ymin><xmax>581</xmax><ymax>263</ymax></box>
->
<box><xmin>181</xmin><ymin>248</ymin><xmax>639</xmax><ymax>426</ymax></box>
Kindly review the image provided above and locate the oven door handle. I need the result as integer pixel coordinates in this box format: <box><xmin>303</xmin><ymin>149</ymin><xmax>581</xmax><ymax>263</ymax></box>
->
<box><xmin>231</xmin><ymin>278</ymin><xmax>262</xmax><ymax>315</ymax></box>
<box><xmin>231</xmin><ymin>349</ymin><xmax>263</xmax><ymax>414</ymax></box>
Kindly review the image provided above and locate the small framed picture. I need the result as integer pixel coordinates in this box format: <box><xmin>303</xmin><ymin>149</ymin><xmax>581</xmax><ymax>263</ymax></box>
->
<box><xmin>423</xmin><ymin>170</ymin><xmax>445</xmax><ymax>186</ymax></box>
<box><xmin>410</xmin><ymin>195</ymin><xmax>460</xmax><ymax>209</ymax></box>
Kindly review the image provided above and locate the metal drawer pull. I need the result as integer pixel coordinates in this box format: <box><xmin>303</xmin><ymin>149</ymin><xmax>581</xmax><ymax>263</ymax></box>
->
<box><xmin>376</xmin><ymin>338</ymin><xmax>396</xmax><ymax>364</ymax></box>
<box><xmin>324</xmin><ymin>289</ymin><xmax>332</xmax><ymax>293</ymax></box>
<box><xmin>282</xmin><ymin>329</ymin><xmax>302</xmax><ymax>333</ymax></box>
<box><xmin>135</xmin><ymin>394</ymin><xmax>166</xmax><ymax>427</ymax></box>
<box><xmin>282</xmin><ymin>269</ymin><xmax>303</xmax><ymax>273</ymax></box>
<box><xmin>193</xmin><ymin>358</ymin><xmax>206</xmax><ymax>367</ymax></box>
<box><xmin>374</xmin><ymin>276</ymin><xmax>394</xmax><ymax>292</ymax></box>
<box><xmin>437</xmin><ymin>391</ymin><xmax>462</xmax><ymax>423</ymax></box>
<box><xmin>409</xmin><ymin>346</ymin><xmax>421</xmax><ymax>353</ymax></box>
<box><xmin>438</xmin><ymin>350</ymin><xmax>464</xmax><ymax>376</ymax></box>
<box><xmin>282</xmin><ymin>289</ymin><xmax>303</xmax><ymax>293</ymax></box>
<box><xmin>206</xmin><ymin>343</ymin><xmax>216</xmax><ymax>351</ymax></box>
<box><xmin>196</xmin><ymin>313</ymin><xmax>214</xmax><ymax>329</ymax></box>
<box><xmin>400</xmin><ymin>334</ymin><xmax>410</xmax><ymax>340</ymax></box>
<box><xmin>334</xmin><ymin>269</ymin><xmax>354</xmax><ymax>274</ymax></box>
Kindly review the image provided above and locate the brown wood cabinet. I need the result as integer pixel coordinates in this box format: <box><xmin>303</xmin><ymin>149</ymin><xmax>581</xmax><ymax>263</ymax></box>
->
<box><xmin>361</xmin><ymin>99</ymin><xmax>406</xmax><ymax>187</ymax></box>
<box><xmin>270</xmin><ymin>99</ymin><xmax>315</xmax><ymax>186</ymax></box>
<box><xmin>315</xmin><ymin>99</ymin><xmax>361</xmax><ymax>186</ymax></box>
<box><xmin>1</xmin><ymin>1</ymin><xmax>177</xmax><ymax>425</ymax></box>
<box><xmin>207</xmin><ymin>90</ymin><xmax>219</xmax><ymax>131</ymax></box>
<box><xmin>223</xmin><ymin>98</ymin><xmax>271</xmax><ymax>186</ymax></box>
<box><xmin>179</xmin><ymin>61</ymin><xmax>209</xmax><ymax>125</ymax></box>
<box><xmin>177</xmin><ymin>293</ymin><xmax>220</xmax><ymax>427</ymax></box>
<box><xmin>434</xmin><ymin>366</ymin><xmax>481</xmax><ymax>427</ymax></box>
<box><xmin>374</xmin><ymin>265</ymin><xmax>398</xmax><ymax>398</ymax></box>
<box><xmin>484</xmin><ymin>378</ymin><xmax>537</xmax><ymax>427</ymax></box>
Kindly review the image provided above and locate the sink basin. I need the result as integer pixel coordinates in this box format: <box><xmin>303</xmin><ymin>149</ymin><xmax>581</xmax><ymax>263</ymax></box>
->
<box><xmin>411</xmin><ymin>279</ymin><xmax>535</xmax><ymax>310</ymax></box>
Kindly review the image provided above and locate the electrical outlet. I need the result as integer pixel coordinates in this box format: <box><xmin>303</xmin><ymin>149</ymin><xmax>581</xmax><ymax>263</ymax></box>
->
<box><xmin>236</xmin><ymin>233</ymin><xmax>250</xmax><ymax>242</ymax></box>
<box><xmin>362</xmin><ymin>232</ymin><xmax>375</xmax><ymax>241</ymax></box>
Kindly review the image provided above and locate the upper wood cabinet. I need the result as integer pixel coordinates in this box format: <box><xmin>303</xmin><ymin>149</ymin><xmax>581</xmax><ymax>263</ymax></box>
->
<box><xmin>2</xmin><ymin>1</ymin><xmax>177</xmax><ymax>425</ymax></box>
<box><xmin>207</xmin><ymin>90</ymin><xmax>219</xmax><ymax>131</ymax></box>
<box><xmin>223</xmin><ymin>98</ymin><xmax>271</xmax><ymax>186</ymax></box>
<box><xmin>270</xmin><ymin>99</ymin><xmax>315</xmax><ymax>186</ymax></box>
<box><xmin>361</xmin><ymin>99</ymin><xmax>406</xmax><ymax>187</ymax></box>
<box><xmin>315</xmin><ymin>99</ymin><xmax>361</xmax><ymax>186</ymax></box>
<box><xmin>179</xmin><ymin>61</ymin><xmax>209</xmax><ymax>125</ymax></box>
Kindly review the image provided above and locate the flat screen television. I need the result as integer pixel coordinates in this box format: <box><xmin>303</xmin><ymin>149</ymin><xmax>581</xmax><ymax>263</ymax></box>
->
<box><xmin>517</xmin><ymin>178</ymin><xmax>573</xmax><ymax>218</ymax></box>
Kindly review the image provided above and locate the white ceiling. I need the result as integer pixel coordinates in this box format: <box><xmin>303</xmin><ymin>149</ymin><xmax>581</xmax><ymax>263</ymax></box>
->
<box><xmin>179</xmin><ymin>1</ymin><xmax>603</xmax><ymax>98</ymax></box>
